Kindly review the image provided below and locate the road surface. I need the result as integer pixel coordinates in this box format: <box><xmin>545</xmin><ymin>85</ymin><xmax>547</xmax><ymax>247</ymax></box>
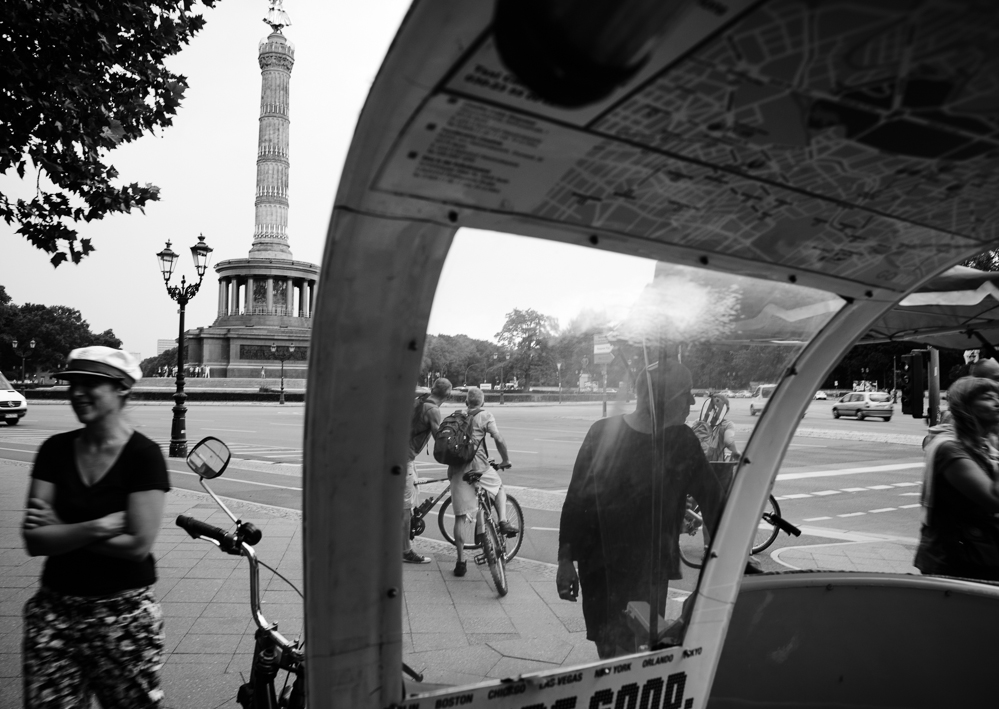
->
<box><xmin>0</xmin><ymin>398</ymin><xmax>927</xmax><ymax>591</ymax></box>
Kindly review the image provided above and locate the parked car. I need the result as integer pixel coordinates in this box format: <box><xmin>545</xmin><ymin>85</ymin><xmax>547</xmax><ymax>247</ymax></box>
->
<box><xmin>748</xmin><ymin>384</ymin><xmax>777</xmax><ymax>416</ymax></box>
<box><xmin>0</xmin><ymin>373</ymin><xmax>27</xmax><ymax>425</ymax></box>
<box><xmin>814</xmin><ymin>390</ymin><xmax>828</xmax><ymax>400</ymax></box>
<box><xmin>832</xmin><ymin>391</ymin><xmax>893</xmax><ymax>421</ymax></box>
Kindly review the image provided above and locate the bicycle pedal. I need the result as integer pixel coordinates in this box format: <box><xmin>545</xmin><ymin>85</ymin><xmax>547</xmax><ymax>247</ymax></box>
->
<box><xmin>473</xmin><ymin>554</ymin><xmax>488</xmax><ymax>565</ymax></box>
<box><xmin>503</xmin><ymin>530</ymin><xmax>517</xmax><ymax>538</ymax></box>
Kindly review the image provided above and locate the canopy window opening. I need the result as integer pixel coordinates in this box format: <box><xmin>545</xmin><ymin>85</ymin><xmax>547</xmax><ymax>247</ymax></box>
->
<box><xmin>404</xmin><ymin>233</ymin><xmax>843</xmax><ymax>688</ymax></box>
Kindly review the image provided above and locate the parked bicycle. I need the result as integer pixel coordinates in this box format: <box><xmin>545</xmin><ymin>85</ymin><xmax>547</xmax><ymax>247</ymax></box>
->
<box><xmin>175</xmin><ymin>437</ymin><xmax>434</xmax><ymax>705</ymax></box>
<box><xmin>410</xmin><ymin>464</ymin><xmax>525</xmax><ymax>562</ymax></box>
<box><xmin>175</xmin><ymin>437</ymin><xmax>306</xmax><ymax>708</ymax></box>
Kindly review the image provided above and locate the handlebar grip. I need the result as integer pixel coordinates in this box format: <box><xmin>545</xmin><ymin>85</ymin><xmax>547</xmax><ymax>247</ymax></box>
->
<box><xmin>176</xmin><ymin>515</ymin><xmax>239</xmax><ymax>553</ymax></box>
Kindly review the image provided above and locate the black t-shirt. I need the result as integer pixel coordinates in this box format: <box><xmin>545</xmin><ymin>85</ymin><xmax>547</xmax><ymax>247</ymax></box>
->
<box><xmin>31</xmin><ymin>430</ymin><xmax>171</xmax><ymax>596</ymax></box>
<box><xmin>559</xmin><ymin>416</ymin><xmax>722</xmax><ymax>640</ymax></box>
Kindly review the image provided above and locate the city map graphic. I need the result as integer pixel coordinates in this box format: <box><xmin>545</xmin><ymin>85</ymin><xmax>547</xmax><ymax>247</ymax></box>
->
<box><xmin>376</xmin><ymin>0</ymin><xmax>999</xmax><ymax>291</ymax></box>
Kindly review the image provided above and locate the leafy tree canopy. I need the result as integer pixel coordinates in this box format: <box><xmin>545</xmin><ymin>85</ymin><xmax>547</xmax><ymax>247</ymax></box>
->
<box><xmin>1</xmin><ymin>0</ymin><xmax>218</xmax><ymax>266</ymax></box>
<box><xmin>0</xmin><ymin>287</ymin><xmax>121</xmax><ymax>374</ymax></box>
<box><xmin>140</xmin><ymin>346</ymin><xmax>179</xmax><ymax>378</ymax></box>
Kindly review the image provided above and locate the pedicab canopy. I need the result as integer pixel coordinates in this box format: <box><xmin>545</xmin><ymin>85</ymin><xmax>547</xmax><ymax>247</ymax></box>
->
<box><xmin>308</xmin><ymin>1</ymin><xmax>999</xmax><ymax>707</ymax></box>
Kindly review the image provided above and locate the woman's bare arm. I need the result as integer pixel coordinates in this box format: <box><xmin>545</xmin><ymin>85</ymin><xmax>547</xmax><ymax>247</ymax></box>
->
<box><xmin>88</xmin><ymin>490</ymin><xmax>166</xmax><ymax>561</ymax></box>
<box><xmin>22</xmin><ymin>479</ymin><xmax>125</xmax><ymax>556</ymax></box>
<box><xmin>942</xmin><ymin>457</ymin><xmax>999</xmax><ymax>513</ymax></box>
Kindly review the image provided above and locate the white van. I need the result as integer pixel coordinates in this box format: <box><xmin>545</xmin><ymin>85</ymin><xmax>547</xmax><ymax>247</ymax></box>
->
<box><xmin>748</xmin><ymin>384</ymin><xmax>776</xmax><ymax>416</ymax></box>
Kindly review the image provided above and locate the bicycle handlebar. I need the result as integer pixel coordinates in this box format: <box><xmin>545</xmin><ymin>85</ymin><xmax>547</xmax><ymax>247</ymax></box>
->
<box><xmin>489</xmin><ymin>459</ymin><xmax>512</xmax><ymax>471</ymax></box>
<box><xmin>175</xmin><ymin>515</ymin><xmax>301</xmax><ymax>659</ymax></box>
<box><xmin>176</xmin><ymin>515</ymin><xmax>240</xmax><ymax>554</ymax></box>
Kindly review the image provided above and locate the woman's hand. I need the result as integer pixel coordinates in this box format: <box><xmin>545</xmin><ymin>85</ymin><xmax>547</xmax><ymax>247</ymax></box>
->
<box><xmin>23</xmin><ymin>498</ymin><xmax>62</xmax><ymax>530</ymax></box>
<box><xmin>89</xmin><ymin>511</ymin><xmax>127</xmax><ymax>538</ymax></box>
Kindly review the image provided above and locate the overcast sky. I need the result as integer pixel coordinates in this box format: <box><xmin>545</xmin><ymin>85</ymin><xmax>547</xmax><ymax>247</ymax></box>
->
<box><xmin>2</xmin><ymin>1</ymin><xmax>655</xmax><ymax>359</ymax></box>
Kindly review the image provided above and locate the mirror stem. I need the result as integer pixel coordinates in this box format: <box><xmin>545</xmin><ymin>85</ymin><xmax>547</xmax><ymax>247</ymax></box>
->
<box><xmin>199</xmin><ymin>478</ymin><xmax>240</xmax><ymax>525</ymax></box>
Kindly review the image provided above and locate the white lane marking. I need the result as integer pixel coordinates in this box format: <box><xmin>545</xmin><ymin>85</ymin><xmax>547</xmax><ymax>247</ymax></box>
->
<box><xmin>900</xmin><ymin>492</ymin><xmax>921</xmax><ymax>496</ymax></box>
<box><xmin>531</xmin><ymin>527</ymin><xmax>559</xmax><ymax>532</ymax></box>
<box><xmin>781</xmin><ymin>493</ymin><xmax>812</xmax><ymax>499</ymax></box>
<box><xmin>900</xmin><ymin>504</ymin><xmax>921</xmax><ymax>509</ymax></box>
<box><xmin>841</xmin><ymin>487</ymin><xmax>868</xmax><ymax>492</ymax></box>
<box><xmin>803</xmin><ymin>516</ymin><xmax>831</xmax><ymax>521</ymax></box>
<box><xmin>796</xmin><ymin>527</ymin><xmax>918</xmax><ymax>543</ymax></box>
<box><xmin>534</xmin><ymin>438</ymin><xmax>584</xmax><ymax>444</ymax></box>
<box><xmin>506</xmin><ymin>449</ymin><xmax>539</xmax><ymax>454</ymax></box>
<box><xmin>868</xmin><ymin>485</ymin><xmax>894</xmax><ymax>490</ymax></box>
<box><xmin>788</xmin><ymin>443</ymin><xmax>828</xmax><ymax>448</ymax></box>
<box><xmin>837</xmin><ymin>512</ymin><xmax>865</xmax><ymax>517</ymax></box>
<box><xmin>812</xmin><ymin>490</ymin><xmax>841</xmax><ymax>496</ymax></box>
<box><xmin>262</xmin><ymin>454</ymin><xmax>302</xmax><ymax>459</ymax></box>
<box><xmin>271</xmin><ymin>424</ymin><xmax>301</xmax><ymax>427</ymax></box>
<box><xmin>777</xmin><ymin>462</ymin><xmax>922</xmax><ymax>481</ymax></box>
<box><xmin>201</xmin><ymin>428</ymin><xmax>255</xmax><ymax>433</ymax></box>
<box><xmin>502</xmin><ymin>426</ymin><xmax>584</xmax><ymax>435</ymax></box>
<box><xmin>869</xmin><ymin>508</ymin><xmax>896</xmax><ymax>513</ymax></box>
<box><xmin>893</xmin><ymin>482</ymin><xmax>920</xmax><ymax>487</ymax></box>
<box><xmin>173</xmin><ymin>468</ymin><xmax>301</xmax><ymax>491</ymax></box>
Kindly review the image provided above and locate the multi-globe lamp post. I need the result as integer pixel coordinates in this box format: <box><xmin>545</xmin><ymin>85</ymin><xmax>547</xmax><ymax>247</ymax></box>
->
<box><xmin>270</xmin><ymin>342</ymin><xmax>296</xmax><ymax>405</ymax></box>
<box><xmin>11</xmin><ymin>338</ymin><xmax>35</xmax><ymax>394</ymax></box>
<box><xmin>156</xmin><ymin>234</ymin><xmax>214</xmax><ymax>457</ymax></box>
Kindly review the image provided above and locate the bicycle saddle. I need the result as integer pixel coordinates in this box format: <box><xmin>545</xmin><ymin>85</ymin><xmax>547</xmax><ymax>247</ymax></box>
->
<box><xmin>462</xmin><ymin>471</ymin><xmax>483</xmax><ymax>484</ymax></box>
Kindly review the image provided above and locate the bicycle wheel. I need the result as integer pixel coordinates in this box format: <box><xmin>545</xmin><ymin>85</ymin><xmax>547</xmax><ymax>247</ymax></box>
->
<box><xmin>437</xmin><ymin>497</ymin><xmax>478</xmax><ymax>550</ymax></box>
<box><xmin>678</xmin><ymin>496</ymin><xmax>710</xmax><ymax>569</ymax></box>
<box><xmin>496</xmin><ymin>494</ymin><xmax>524</xmax><ymax>562</ymax></box>
<box><xmin>752</xmin><ymin>495</ymin><xmax>782</xmax><ymax>554</ymax></box>
<box><xmin>482</xmin><ymin>518</ymin><xmax>508</xmax><ymax>596</ymax></box>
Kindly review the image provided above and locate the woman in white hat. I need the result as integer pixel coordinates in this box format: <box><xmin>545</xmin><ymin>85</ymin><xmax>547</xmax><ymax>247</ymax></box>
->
<box><xmin>21</xmin><ymin>346</ymin><xmax>170</xmax><ymax>707</ymax></box>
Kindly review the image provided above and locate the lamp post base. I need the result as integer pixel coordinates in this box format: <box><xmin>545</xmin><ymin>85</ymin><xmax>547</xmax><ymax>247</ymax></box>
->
<box><xmin>169</xmin><ymin>395</ymin><xmax>188</xmax><ymax>458</ymax></box>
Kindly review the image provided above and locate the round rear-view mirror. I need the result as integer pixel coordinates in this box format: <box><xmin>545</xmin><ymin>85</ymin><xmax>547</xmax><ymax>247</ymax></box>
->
<box><xmin>186</xmin><ymin>436</ymin><xmax>232</xmax><ymax>479</ymax></box>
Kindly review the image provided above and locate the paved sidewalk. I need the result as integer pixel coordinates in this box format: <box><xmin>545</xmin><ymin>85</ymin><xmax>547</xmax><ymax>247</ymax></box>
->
<box><xmin>0</xmin><ymin>453</ymin><xmax>925</xmax><ymax>708</ymax></box>
<box><xmin>0</xmin><ymin>458</ymin><xmax>601</xmax><ymax>708</ymax></box>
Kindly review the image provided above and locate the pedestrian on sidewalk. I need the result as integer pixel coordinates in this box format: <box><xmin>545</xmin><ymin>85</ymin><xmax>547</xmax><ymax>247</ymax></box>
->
<box><xmin>21</xmin><ymin>347</ymin><xmax>170</xmax><ymax>708</ymax></box>
<box><xmin>915</xmin><ymin>376</ymin><xmax>999</xmax><ymax>582</ymax></box>
<box><xmin>447</xmin><ymin>386</ymin><xmax>516</xmax><ymax>578</ymax></box>
<box><xmin>405</xmin><ymin>377</ymin><xmax>452</xmax><ymax>564</ymax></box>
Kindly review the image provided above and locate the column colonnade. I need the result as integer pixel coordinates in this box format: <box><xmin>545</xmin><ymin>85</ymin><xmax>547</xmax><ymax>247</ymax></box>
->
<box><xmin>215</xmin><ymin>274</ymin><xmax>318</xmax><ymax>317</ymax></box>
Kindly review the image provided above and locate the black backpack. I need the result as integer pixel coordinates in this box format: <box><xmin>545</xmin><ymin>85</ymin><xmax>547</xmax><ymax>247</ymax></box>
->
<box><xmin>433</xmin><ymin>408</ymin><xmax>486</xmax><ymax>465</ymax></box>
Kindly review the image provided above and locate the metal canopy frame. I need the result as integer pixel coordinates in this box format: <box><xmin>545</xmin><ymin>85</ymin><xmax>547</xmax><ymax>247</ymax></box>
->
<box><xmin>305</xmin><ymin>1</ymin><xmax>999</xmax><ymax>706</ymax></box>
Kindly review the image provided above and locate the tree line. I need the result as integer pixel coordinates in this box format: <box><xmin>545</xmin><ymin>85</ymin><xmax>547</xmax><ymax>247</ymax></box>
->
<box><xmin>0</xmin><ymin>285</ymin><xmax>121</xmax><ymax>378</ymax></box>
<box><xmin>421</xmin><ymin>307</ymin><xmax>965</xmax><ymax>395</ymax></box>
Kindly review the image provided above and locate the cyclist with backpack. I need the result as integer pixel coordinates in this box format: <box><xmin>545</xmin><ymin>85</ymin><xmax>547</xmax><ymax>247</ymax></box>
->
<box><xmin>405</xmin><ymin>378</ymin><xmax>452</xmax><ymax>564</ymax></box>
<box><xmin>442</xmin><ymin>387</ymin><xmax>517</xmax><ymax>577</ymax></box>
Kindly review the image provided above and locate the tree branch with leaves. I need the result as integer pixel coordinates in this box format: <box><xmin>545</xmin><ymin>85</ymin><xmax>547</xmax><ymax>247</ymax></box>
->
<box><xmin>0</xmin><ymin>0</ymin><xmax>218</xmax><ymax>266</ymax></box>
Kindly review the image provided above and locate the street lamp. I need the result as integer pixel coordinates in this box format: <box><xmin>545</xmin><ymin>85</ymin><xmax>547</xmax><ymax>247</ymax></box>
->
<box><xmin>11</xmin><ymin>339</ymin><xmax>36</xmax><ymax>394</ymax></box>
<box><xmin>270</xmin><ymin>342</ymin><xmax>296</xmax><ymax>405</ymax></box>
<box><xmin>157</xmin><ymin>234</ymin><xmax>213</xmax><ymax>457</ymax></box>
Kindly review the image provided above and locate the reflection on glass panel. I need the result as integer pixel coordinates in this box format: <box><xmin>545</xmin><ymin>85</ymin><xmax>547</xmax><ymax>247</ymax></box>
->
<box><xmin>405</xmin><ymin>233</ymin><xmax>844</xmax><ymax>690</ymax></box>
